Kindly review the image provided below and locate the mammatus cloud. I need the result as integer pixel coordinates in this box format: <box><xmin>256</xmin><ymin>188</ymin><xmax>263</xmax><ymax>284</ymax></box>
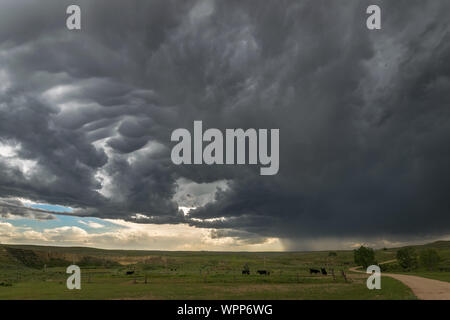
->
<box><xmin>0</xmin><ymin>0</ymin><xmax>450</xmax><ymax>250</ymax></box>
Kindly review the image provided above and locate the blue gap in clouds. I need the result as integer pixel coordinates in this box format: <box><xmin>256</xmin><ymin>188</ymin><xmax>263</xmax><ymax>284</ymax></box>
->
<box><xmin>29</xmin><ymin>203</ymin><xmax>73</xmax><ymax>213</ymax></box>
<box><xmin>1</xmin><ymin>202</ymin><xmax>122</xmax><ymax>232</ymax></box>
<box><xmin>1</xmin><ymin>214</ymin><xmax>122</xmax><ymax>233</ymax></box>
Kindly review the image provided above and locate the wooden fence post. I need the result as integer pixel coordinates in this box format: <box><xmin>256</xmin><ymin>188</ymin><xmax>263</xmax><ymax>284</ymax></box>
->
<box><xmin>341</xmin><ymin>270</ymin><xmax>348</xmax><ymax>282</ymax></box>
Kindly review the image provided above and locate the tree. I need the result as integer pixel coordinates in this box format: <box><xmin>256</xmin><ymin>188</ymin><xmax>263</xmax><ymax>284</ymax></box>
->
<box><xmin>328</xmin><ymin>251</ymin><xmax>337</xmax><ymax>257</ymax></box>
<box><xmin>354</xmin><ymin>246</ymin><xmax>377</xmax><ymax>269</ymax></box>
<box><xmin>397</xmin><ymin>247</ymin><xmax>418</xmax><ymax>270</ymax></box>
<box><xmin>420</xmin><ymin>249</ymin><xmax>440</xmax><ymax>271</ymax></box>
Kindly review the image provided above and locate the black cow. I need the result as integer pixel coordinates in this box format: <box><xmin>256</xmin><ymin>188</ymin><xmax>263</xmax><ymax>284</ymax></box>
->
<box><xmin>257</xmin><ymin>270</ymin><xmax>270</xmax><ymax>275</ymax></box>
<box><xmin>309</xmin><ymin>268</ymin><xmax>320</xmax><ymax>275</ymax></box>
<box><xmin>126</xmin><ymin>271</ymin><xmax>135</xmax><ymax>275</ymax></box>
<box><xmin>321</xmin><ymin>268</ymin><xmax>327</xmax><ymax>275</ymax></box>
<box><xmin>242</xmin><ymin>270</ymin><xmax>250</xmax><ymax>275</ymax></box>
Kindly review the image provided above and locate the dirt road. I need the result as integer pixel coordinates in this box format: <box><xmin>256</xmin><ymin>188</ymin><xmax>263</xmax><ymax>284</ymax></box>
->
<box><xmin>350</xmin><ymin>262</ymin><xmax>450</xmax><ymax>300</ymax></box>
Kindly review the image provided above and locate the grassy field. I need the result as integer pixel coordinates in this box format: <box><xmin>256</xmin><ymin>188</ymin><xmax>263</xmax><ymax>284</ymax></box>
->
<box><xmin>1</xmin><ymin>241</ymin><xmax>449</xmax><ymax>300</ymax></box>
<box><xmin>0</xmin><ymin>272</ymin><xmax>415</xmax><ymax>300</ymax></box>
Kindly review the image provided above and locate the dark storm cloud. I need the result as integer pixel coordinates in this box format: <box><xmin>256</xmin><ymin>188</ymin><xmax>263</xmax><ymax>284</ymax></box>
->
<box><xmin>0</xmin><ymin>0</ymin><xmax>450</xmax><ymax>248</ymax></box>
<box><xmin>0</xmin><ymin>198</ymin><xmax>55</xmax><ymax>220</ymax></box>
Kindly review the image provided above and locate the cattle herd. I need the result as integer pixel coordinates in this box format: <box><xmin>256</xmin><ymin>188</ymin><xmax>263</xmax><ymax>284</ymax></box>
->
<box><xmin>242</xmin><ymin>269</ymin><xmax>270</xmax><ymax>275</ymax></box>
<box><xmin>125</xmin><ymin>267</ymin><xmax>330</xmax><ymax>276</ymax></box>
<box><xmin>309</xmin><ymin>268</ymin><xmax>327</xmax><ymax>275</ymax></box>
<box><xmin>241</xmin><ymin>267</ymin><xmax>329</xmax><ymax>276</ymax></box>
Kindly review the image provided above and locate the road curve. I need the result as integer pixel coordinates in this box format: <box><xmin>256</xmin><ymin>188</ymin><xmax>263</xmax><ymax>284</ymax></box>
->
<box><xmin>349</xmin><ymin>262</ymin><xmax>450</xmax><ymax>300</ymax></box>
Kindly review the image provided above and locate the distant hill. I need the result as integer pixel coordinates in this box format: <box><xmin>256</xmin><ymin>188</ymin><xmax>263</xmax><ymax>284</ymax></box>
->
<box><xmin>1</xmin><ymin>244</ymin><xmax>163</xmax><ymax>257</ymax></box>
<box><xmin>0</xmin><ymin>244</ymin><xmax>120</xmax><ymax>269</ymax></box>
<box><xmin>2</xmin><ymin>240</ymin><xmax>450</xmax><ymax>255</ymax></box>
<box><xmin>420</xmin><ymin>241</ymin><xmax>450</xmax><ymax>249</ymax></box>
<box><xmin>384</xmin><ymin>240</ymin><xmax>450</xmax><ymax>251</ymax></box>
<box><xmin>0</xmin><ymin>246</ymin><xmax>20</xmax><ymax>267</ymax></box>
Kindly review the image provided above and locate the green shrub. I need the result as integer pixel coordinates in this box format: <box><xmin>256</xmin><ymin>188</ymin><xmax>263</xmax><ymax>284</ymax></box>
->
<box><xmin>396</xmin><ymin>247</ymin><xmax>418</xmax><ymax>270</ymax></box>
<box><xmin>354</xmin><ymin>246</ymin><xmax>377</xmax><ymax>269</ymax></box>
<box><xmin>419</xmin><ymin>249</ymin><xmax>440</xmax><ymax>271</ymax></box>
